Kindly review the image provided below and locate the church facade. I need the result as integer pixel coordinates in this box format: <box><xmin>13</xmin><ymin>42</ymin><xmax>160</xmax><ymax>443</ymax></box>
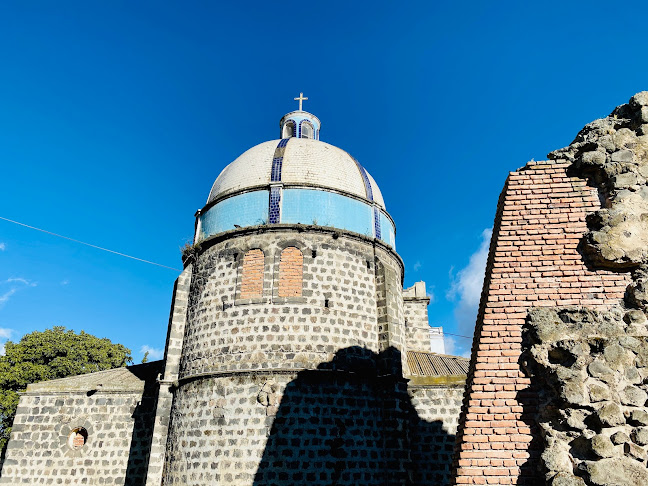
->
<box><xmin>0</xmin><ymin>102</ymin><xmax>467</xmax><ymax>485</ymax></box>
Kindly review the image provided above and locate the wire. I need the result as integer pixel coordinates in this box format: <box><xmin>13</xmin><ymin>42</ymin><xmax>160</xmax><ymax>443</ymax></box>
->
<box><xmin>0</xmin><ymin>216</ymin><xmax>181</xmax><ymax>272</ymax></box>
<box><xmin>443</xmin><ymin>332</ymin><xmax>474</xmax><ymax>340</ymax></box>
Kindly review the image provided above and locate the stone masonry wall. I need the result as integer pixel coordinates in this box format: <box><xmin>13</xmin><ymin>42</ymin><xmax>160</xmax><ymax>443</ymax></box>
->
<box><xmin>0</xmin><ymin>390</ymin><xmax>157</xmax><ymax>485</ymax></box>
<box><xmin>409</xmin><ymin>385</ymin><xmax>465</xmax><ymax>485</ymax></box>
<box><xmin>178</xmin><ymin>228</ymin><xmax>403</xmax><ymax>377</ymax></box>
<box><xmin>164</xmin><ymin>373</ymin><xmax>292</xmax><ymax>485</ymax></box>
<box><xmin>403</xmin><ymin>282</ymin><xmax>431</xmax><ymax>354</ymax></box>
<box><xmin>145</xmin><ymin>265</ymin><xmax>193</xmax><ymax>486</ymax></box>
<box><xmin>404</xmin><ymin>298</ymin><xmax>431</xmax><ymax>353</ymax></box>
<box><xmin>452</xmin><ymin>159</ymin><xmax>632</xmax><ymax>485</ymax></box>
<box><xmin>164</xmin><ymin>227</ymin><xmax>409</xmax><ymax>486</ymax></box>
<box><xmin>164</xmin><ymin>350</ymin><xmax>463</xmax><ymax>486</ymax></box>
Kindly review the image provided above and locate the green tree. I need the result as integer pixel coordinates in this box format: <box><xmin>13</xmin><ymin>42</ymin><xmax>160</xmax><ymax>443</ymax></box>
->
<box><xmin>0</xmin><ymin>326</ymin><xmax>131</xmax><ymax>453</ymax></box>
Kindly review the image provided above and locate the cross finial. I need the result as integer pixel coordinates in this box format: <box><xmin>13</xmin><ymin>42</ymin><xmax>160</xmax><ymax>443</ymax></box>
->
<box><xmin>294</xmin><ymin>92</ymin><xmax>308</xmax><ymax>111</ymax></box>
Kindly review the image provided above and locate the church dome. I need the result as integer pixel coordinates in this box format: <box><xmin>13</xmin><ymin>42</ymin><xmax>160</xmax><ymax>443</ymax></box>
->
<box><xmin>196</xmin><ymin>103</ymin><xmax>396</xmax><ymax>248</ymax></box>
<box><xmin>206</xmin><ymin>139</ymin><xmax>386</xmax><ymax>209</ymax></box>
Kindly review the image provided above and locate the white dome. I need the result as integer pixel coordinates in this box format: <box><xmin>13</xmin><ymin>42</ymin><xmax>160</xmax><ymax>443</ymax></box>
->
<box><xmin>207</xmin><ymin>138</ymin><xmax>386</xmax><ymax>210</ymax></box>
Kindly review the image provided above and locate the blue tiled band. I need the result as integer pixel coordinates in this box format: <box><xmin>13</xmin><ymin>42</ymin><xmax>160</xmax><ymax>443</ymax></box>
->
<box><xmin>269</xmin><ymin>139</ymin><xmax>289</xmax><ymax>223</ymax></box>
<box><xmin>271</xmin><ymin>138</ymin><xmax>290</xmax><ymax>182</ymax></box>
<box><xmin>269</xmin><ymin>186</ymin><xmax>281</xmax><ymax>224</ymax></box>
<box><xmin>373</xmin><ymin>207</ymin><xmax>382</xmax><ymax>239</ymax></box>
<box><xmin>351</xmin><ymin>156</ymin><xmax>381</xmax><ymax>238</ymax></box>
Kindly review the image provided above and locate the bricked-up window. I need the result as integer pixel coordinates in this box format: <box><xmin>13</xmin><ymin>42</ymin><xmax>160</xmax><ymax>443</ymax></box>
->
<box><xmin>240</xmin><ymin>249</ymin><xmax>265</xmax><ymax>299</ymax></box>
<box><xmin>68</xmin><ymin>427</ymin><xmax>88</xmax><ymax>449</ymax></box>
<box><xmin>278</xmin><ymin>247</ymin><xmax>303</xmax><ymax>297</ymax></box>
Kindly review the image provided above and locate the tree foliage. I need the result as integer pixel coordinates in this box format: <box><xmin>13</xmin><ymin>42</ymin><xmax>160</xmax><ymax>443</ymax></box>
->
<box><xmin>0</xmin><ymin>326</ymin><xmax>131</xmax><ymax>452</ymax></box>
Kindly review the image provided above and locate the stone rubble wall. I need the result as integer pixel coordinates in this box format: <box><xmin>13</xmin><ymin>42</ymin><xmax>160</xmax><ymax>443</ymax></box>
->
<box><xmin>522</xmin><ymin>307</ymin><xmax>648</xmax><ymax>485</ymax></box>
<box><xmin>549</xmin><ymin>91</ymin><xmax>648</xmax><ymax>270</ymax></box>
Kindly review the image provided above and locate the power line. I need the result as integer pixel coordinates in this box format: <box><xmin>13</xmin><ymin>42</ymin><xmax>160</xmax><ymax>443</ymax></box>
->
<box><xmin>0</xmin><ymin>215</ymin><xmax>181</xmax><ymax>272</ymax></box>
<box><xmin>0</xmin><ymin>217</ymin><xmax>492</xmax><ymax>329</ymax></box>
<box><xmin>443</xmin><ymin>332</ymin><xmax>474</xmax><ymax>340</ymax></box>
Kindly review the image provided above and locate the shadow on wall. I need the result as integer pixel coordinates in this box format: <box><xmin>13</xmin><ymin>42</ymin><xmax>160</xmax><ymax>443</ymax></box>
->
<box><xmin>517</xmin><ymin>329</ymin><xmax>552</xmax><ymax>486</ymax></box>
<box><xmin>253</xmin><ymin>346</ymin><xmax>455</xmax><ymax>486</ymax></box>
<box><xmin>123</xmin><ymin>361</ymin><xmax>164</xmax><ymax>486</ymax></box>
<box><xmin>513</xmin><ymin>382</ymin><xmax>544</xmax><ymax>486</ymax></box>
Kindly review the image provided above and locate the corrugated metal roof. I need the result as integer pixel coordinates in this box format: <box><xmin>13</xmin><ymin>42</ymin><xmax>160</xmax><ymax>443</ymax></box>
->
<box><xmin>406</xmin><ymin>351</ymin><xmax>469</xmax><ymax>377</ymax></box>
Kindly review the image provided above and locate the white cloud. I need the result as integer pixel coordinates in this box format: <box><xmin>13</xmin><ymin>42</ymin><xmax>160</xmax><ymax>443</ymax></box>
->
<box><xmin>426</xmin><ymin>289</ymin><xmax>435</xmax><ymax>304</ymax></box>
<box><xmin>447</xmin><ymin>228</ymin><xmax>492</xmax><ymax>339</ymax></box>
<box><xmin>140</xmin><ymin>345</ymin><xmax>164</xmax><ymax>360</ymax></box>
<box><xmin>6</xmin><ymin>278</ymin><xmax>36</xmax><ymax>287</ymax></box>
<box><xmin>0</xmin><ymin>328</ymin><xmax>13</xmax><ymax>356</ymax></box>
<box><xmin>0</xmin><ymin>243</ymin><xmax>5</xmax><ymax>251</ymax></box>
<box><xmin>413</xmin><ymin>261</ymin><xmax>422</xmax><ymax>272</ymax></box>
<box><xmin>0</xmin><ymin>278</ymin><xmax>37</xmax><ymax>308</ymax></box>
<box><xmin>0</xmin><ymin>288</ymin><xmax>17</xmax><ymax>306</ymax></box>
<box><xmin>60</xmin><ymin>279</ymin><xmax>70</xmax><ymax>286</ymax></box>
<box><xmin>444</xmin><ymin>336</ymin><xmax>472</xmax><ymax>359</ymax></box>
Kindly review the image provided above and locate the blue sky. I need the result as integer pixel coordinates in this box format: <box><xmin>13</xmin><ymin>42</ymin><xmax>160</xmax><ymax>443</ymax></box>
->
<box><xmin>0</xmin><ymin>1</ymin><xmax>646</xmax><ymax>360</ymax></box>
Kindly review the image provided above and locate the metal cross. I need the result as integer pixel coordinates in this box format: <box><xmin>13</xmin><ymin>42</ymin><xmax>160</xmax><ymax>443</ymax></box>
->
<box><xmin>294</xmin><ymin>92</ymin><xmax>308</xmax><ymax>111</ymax></box>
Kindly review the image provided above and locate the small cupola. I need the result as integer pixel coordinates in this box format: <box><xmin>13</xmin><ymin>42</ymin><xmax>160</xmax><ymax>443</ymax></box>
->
<box><xmin>279</xmin><ymin>92</ymin><xmax>321</xmax><ymax>140</ymax></box>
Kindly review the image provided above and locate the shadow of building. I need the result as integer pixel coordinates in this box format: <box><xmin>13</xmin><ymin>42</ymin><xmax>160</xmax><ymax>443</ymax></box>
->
<box><xmin>253</xmin><ymin>346</ymin><xmax>456</xmax><ymax>486</ymax></box>
<box><xmin>123</xmin><ymin>361</ymin><xmax>163</xmax><ymax>485</ymax></box>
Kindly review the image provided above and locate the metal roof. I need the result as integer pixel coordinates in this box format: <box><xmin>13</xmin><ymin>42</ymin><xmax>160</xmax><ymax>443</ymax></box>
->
<box><xmin>406</xmin><ymin>351</ymin><xmax>469</xmax><ymax>377</ymax></box>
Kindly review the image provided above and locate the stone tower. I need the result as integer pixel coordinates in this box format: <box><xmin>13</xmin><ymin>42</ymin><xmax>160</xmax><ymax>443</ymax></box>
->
<box><xmin>148</xmin><ymin>106</ymin><xmax>411</xmax><ymax>485</ymax></box>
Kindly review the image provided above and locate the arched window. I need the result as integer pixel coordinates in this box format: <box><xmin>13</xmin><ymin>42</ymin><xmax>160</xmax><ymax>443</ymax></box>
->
<box><xmin>300</xmin><ymin>121</ymin><xmax>313</xmax><ymax>139</ymax></box>
<box><xmin>278</xmin><ymin>247</ymin><xmax>303</xmax><ymax>297</ymax></box>
<box><xmin>239</xmin><ymin>249</ymin><xmax>264</xmax><ymax>299</ymax></box>
<box><xmin>282</xmin><ymin>120</ymin><xmax>296</xmax><ymax>138</ymax></box>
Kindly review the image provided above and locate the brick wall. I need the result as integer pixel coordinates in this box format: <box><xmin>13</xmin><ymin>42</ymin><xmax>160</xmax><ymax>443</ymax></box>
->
<box><xmin>278</xmin><ymin>246</ymin><xmax>303</xmax><ymax>297</ymax></box>
<box><xmin>239</xmin><ymin>248</ymin><xmax>265</xmax><ymax>299</ymax></box>
<box><xmin>452</xmin><ymin>161</ymin><xmax>632</xmax><ymax>485</ymax></box>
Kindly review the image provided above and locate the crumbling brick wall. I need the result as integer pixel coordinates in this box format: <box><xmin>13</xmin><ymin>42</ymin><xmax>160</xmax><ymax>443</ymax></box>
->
<box><xmin>452</xmin><ymin>160</ymin><xmax>631</xmax><ymax>485</ymax></box>
<box><xmin>453</xmin><ymin>92</ymin><xmax>648</xmax><ymax>486</ymax></box>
